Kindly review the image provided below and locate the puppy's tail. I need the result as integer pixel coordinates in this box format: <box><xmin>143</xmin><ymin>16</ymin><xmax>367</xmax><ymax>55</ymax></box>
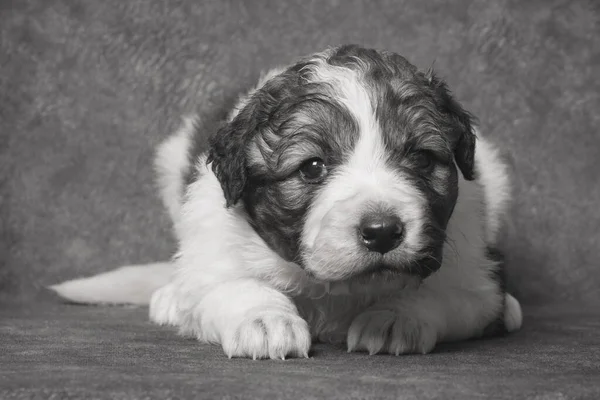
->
<box><xmin>49</xmin><ymin>262</ymin><xmax>172</xmax><ymax>305</ymax></box>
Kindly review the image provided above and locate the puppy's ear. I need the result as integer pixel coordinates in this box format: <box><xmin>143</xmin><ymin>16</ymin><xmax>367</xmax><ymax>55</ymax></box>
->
<box><xmin>207</xmin><ymin>109</ymin><xmax>257</xmax><ymax>207</ymax></box>
<box><xmin>428</xmin><ymin>71</ymin><xmax>477</xmax><ymax>181</ymax></box>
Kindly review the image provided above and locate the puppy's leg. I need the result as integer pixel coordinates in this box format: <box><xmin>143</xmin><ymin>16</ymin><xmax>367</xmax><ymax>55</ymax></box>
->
<box><xmin>347</xmin><ymin>277</ymin><xmax>511</xmax><ymax>355</ymax></box>
<box><xmin>504</xmin><ymin>293</ymin><xmax>523</xmax><ymax>333</ymax></box>
<box><xmin>152</xmin><ymin>119</ymin><xmax>312</xmax><ymax>359</ymax></box>
<box><xmin>151</xmin><ymin>279</ymin><xmax>310</xmax><ymax>360</ymax></box>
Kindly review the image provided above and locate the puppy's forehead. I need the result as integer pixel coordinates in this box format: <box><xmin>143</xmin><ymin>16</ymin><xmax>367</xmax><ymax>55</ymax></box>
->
<box><xmin>291</xmin><ymin>46</ymin><xmax>447</xmax><ymax>157</ymax></box>
<box><xmin>249</xmin><ymin>46</ymin><xmax>451</xmax><ymax>175</ymax></box>
<box><xmin>296</xmin><ymin>47</ymin><xmax>421</xmax><ymax>116</ymax></box>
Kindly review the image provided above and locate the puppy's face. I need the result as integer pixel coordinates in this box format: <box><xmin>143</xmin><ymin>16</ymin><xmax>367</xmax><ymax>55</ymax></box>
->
<box><xmin>209</xmin><ymin>45</ymin><xmax>476</xmax><ymax>282</ymax></box>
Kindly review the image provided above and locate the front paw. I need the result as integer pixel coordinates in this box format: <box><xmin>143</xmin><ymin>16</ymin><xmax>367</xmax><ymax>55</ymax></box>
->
<box><xmin>347</xmin><ymin>309</ymin><xmax>438</xmax><ymax>355</ymax></box>
<box><xmin>222</xmin><ymin>310</ymin><xmax>311</xmax><ymax>360</ymax></box>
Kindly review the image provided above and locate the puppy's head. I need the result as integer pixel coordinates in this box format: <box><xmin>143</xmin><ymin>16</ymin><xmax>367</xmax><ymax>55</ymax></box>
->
<box><xmin>208</xmin><ymin>45</ymin><xmax>476</xmax><ymax>282</ymax></box>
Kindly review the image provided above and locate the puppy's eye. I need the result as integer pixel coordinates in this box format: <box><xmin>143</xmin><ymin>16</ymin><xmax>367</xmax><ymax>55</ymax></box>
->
<box><xmin>299</xmin><ymin>158</ymin><xmax>327</xmax><ymax>183</ymax></box>
<box><xmin>413</xmin><ymin>151</ymin><xmax>435</xmax><ymax>171</ymax></box>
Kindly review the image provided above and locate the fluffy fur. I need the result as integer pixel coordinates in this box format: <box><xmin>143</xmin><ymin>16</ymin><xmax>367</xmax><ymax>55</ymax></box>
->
<box><xmin>52</xmin><ymin>45</ymin><xmax>522</xmax><ymax>360</ymax></box>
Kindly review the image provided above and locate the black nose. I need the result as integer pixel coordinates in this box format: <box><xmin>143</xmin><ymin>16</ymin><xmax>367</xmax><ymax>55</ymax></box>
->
<box><xmin>359</xmin><ymin>214</ymin><xmax>404</xmax><ymax>254</ymax></box>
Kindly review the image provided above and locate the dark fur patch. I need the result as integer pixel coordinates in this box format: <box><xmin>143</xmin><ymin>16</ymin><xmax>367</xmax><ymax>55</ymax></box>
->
<box><xmin>325</xmin><ymin>45</ymin><xmax>476</xmax><ymax>181</ymax></box>
<box><xmin>241</xmin><ymin>75</ymin><xmax>360</xmax><ymax>262</ymax></box>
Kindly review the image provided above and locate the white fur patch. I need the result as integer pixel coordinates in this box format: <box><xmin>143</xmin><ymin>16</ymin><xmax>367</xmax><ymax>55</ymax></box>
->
<box><xmin>474</xmin><ymin>129</ymin><xmax>511</xmax><ymax>244</ymax></box>
<box><xmin>154</xmin><ymin>116</ymin><xmax>198</xmax><ymax>233</ymax></box>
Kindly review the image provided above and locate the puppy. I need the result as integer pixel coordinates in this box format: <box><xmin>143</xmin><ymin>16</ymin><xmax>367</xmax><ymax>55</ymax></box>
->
<box><xmin>52</xmin><ymin>45</ymin><xmax>523</xmax><ymax>359</ymax></box>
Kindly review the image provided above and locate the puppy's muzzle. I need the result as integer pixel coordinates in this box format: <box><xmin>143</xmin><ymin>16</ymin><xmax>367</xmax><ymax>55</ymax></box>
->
<box><xmin>359</xmin><ymin>212</ymin><xmax>404</xmax><ymax>254</ymax></box>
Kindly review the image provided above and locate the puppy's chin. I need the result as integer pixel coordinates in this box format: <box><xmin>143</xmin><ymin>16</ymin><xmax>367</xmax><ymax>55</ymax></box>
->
<box><xmin>346</xmin><ymin>266</ymin><xmax>423</xmax><ymax>289</ymax></box>
<box><xmin>303</xmin><ymin>259</ymin><xmax>423</xmax><ymax>290</ymax></box>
